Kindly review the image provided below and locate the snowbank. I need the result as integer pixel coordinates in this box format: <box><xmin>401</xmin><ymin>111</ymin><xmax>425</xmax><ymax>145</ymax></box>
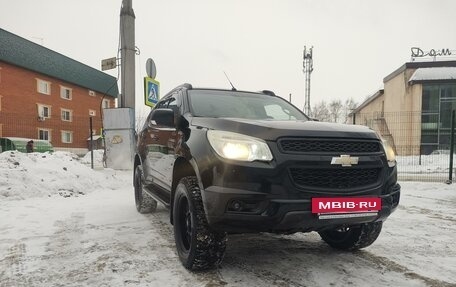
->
<box><xmin>0</xmin><ymin>151</ymin><xmax>130</xmax><ymax>200</ymax></box>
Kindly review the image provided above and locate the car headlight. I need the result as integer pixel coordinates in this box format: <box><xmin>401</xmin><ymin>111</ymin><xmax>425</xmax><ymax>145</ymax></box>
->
<box><xmin>381</xmin><ymin>139</ymin><xmax>396</xmax><ymax>167</ymax></box>
<box><xmin>207</xmin><ymin>130</ymin><xmax>273</xmax><ymax>162</ymax></box>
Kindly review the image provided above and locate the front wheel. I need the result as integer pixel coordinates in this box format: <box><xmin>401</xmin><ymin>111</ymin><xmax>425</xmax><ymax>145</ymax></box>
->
<box><xmin>319</xmin><ymin>222</ymin><xmax>383</xmax><ymax>250</ymax></box>
<box><xmin>134</xmin><ymin>165</ymin><xmax>157</xmax><ymax>214</ymax></box>
<box><xmin>173</xmin><ymin>176</ymin><xmax>227</xmax><ymax>270</ymax></box>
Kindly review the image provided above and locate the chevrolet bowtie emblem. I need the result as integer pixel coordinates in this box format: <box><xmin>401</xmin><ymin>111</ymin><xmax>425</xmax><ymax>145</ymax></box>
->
<box><xmin>331</xmin><ymin>155</ymin><xmax>359</xmax><ymax>167</ymax></box>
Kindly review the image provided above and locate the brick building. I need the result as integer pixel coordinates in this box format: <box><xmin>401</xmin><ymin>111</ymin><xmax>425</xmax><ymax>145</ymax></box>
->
<box><xmin>0</xmin><ymin>28</ymin><xmax>118</xmax><ymax>154</ymax></box>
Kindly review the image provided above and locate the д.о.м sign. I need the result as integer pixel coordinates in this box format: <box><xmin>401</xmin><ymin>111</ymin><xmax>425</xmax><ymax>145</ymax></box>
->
<box><xmin>144</xmin><ymin>77</ymin><xmax>160</xmax><ymax>108</ymax></box>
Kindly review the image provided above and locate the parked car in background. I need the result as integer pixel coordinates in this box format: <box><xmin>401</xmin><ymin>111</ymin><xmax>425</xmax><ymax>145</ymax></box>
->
<box><xmin>0</xmin><ymin>137</ymin><xmax>54</xmax><ymax>153</ymax></box>
<box><xmin>430</xmin><ymin>149</ymin><xmax>453</xmax><ymax>155</ymax></box>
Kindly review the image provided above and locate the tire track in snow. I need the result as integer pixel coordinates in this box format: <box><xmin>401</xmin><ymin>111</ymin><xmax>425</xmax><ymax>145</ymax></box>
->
<box><xmin>223</xmin><ymin>254</ymin><xmax>310</xmax><ymax>287</ymax></box>
<box><xmin>221</xmin><ymin>233</ymin><xmax>437</xmax><ymax>287</ymax></box>
<box><xmin>222</xmin><ymin>234</ymin><xmax>320</xmax><ymax>287</ymax></box>
<box><xmin>398</xmin><ymin>205</ymin><xmax>456</xmax><ymax>224</ymax></box>
<box><xmin>45</xmin><ymin>212</ymin><xmax>85</xmax><ymax>257</ymax></box>
<box><xmin>0</xmin><ymin>242</ymin><xmax>29</xmax><ymax>287</ymax></box>
<box><xmin>355</xmin><ymin>252</ymin><xmax>455</xmax><ymax>287</ymax></box>
<box><xmin>144</xmin><ymin>207</ymin><xmax>229</xmax><ymax>286</ymax></box>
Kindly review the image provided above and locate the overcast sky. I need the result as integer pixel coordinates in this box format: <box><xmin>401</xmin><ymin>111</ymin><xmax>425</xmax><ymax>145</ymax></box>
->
<box><xmin>1</xmin><ymin>0</ymin><xmax>456</xmax><ymax>114</ymax></box>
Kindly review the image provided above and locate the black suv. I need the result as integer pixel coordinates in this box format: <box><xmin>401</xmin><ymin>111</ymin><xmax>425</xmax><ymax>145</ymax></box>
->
<box><xmin>134</xmin><ymin>84</ymin><xmax>400</xmax><ymax>270</ymax></box>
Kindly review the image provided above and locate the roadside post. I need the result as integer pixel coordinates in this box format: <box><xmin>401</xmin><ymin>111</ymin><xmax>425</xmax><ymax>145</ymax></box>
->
<box><xmin>448</xmin><ymin>110</ymin><xmax>455</xmax><ymax>184</ymax></box>
<box><xmin>144</xmin><ymin>58</ymin><xmax>160</xmax><ymax>109</ymax></box>
<box><xmin>90</xmin><ymin>117</ymin><xmax>94</xmax><ymax>169</ymax></box>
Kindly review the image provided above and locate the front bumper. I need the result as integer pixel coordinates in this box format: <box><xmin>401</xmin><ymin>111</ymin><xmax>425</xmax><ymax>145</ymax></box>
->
<box><xmin>203</xmin><ymin>183</ymin><xmax>400</xmax><ymax>233</ymax></box>
<box><xmin>192</xmin><ymin>135</ymin><xmax>400</xmax><ymax>233</ymax></box>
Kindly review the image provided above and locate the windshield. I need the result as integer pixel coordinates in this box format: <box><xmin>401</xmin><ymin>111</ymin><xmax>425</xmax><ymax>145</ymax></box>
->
<box><xmin>188</xmin><ymin>90</ymin><xmax>308</xmax><ymax>121</ymax></box>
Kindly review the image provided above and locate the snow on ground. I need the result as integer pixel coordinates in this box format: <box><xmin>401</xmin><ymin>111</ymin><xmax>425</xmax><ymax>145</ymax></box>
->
<box><xmin>396</xmin><ymin>154</ymin><xmax>455</xmax><ymax>174</ymax></box>
<box><xmin>0</xmin><ymin>151</ymin><xmax>455</xmax><ymax>286</ymax></box>
<box><xmin>0</xmin><ymin>150</ymin><xmax>124</xmax><ymax>200</ymax></box>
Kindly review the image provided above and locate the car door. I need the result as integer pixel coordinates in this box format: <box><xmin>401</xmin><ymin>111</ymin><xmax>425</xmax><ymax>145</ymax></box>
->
<box><xmin>142</xmin><ymin>94</ymin><xmax>181</xmax><ymax>203</ymax></box>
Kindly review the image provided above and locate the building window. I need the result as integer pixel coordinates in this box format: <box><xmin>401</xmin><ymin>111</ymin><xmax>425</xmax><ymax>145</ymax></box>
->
<box><xmin>61</xmin><ymin>109</ymin><xmax>72</xmax><ymax>122</ymax></box>
<box><xmin>61</xmin><ymin>130</ymin><xmax>73</xmax><ymax>143</ymax></box>
<box><xmin>37</xmin><ymin>104</ymin><xmax>51</xmax><ymax>119</ymax></box>
<box><xmin>38</xmin><ymin>129</ymin><xmax>51</xmax><ymax>141</ymax></box>
<box><xmin>421</xmin><ymin>83</ymin><xmax>456</xmax><ymax>154</ymax></box>
<box><xmin>89</xmin><ymin>90</ymin><xmax>96</xmax><ymax>96</ymax></box>
<box><xmin>37</xmin><ymin>79</ymin><xmax>51</xmax><ymax>95</ymax></box>
<box><xmin>102</xmin><ymin>99</ymin><xmax>110</xmax><ymax>109</ymax></box>
<box><xmin>89</xmin><ymin>109</ymin><xmax>96</xmax><ymax>116</ymax></box>
<box><xmin>60</xmin><ymin>86</ymin><xmax>72</xmax><ymax>100</ymax></box>
<box><xmin>0</xmin><ymin>124</ymin><xmax>3</xmax><ymax>137</ymax></box>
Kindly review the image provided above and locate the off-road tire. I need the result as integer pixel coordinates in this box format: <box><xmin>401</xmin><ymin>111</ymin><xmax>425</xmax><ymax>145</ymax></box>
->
<box><xmin>319</xmin><ymin>221</ymin><xmax>383</xmax><ymax>251</ymax></box>
<box><xmin>173</xmin><ymin>176</ymin><xmax>227</xmax><ymax>270</ymax></box>
<box><xmin>134</xmin><ymin>165</ymin><xmax>157</xmax><ymax>214</ymax></box>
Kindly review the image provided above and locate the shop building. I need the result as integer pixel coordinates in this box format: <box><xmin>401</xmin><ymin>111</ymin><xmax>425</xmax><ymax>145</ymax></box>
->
<box><xmin>349</xmin><ymin>60</ymin><xmax>456</xmax><ymax>155</ymax></box>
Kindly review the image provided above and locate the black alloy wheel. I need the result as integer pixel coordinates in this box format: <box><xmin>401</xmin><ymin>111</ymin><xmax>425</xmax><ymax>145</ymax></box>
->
<box><xmin>134</xmin><ymin>165</ymin><xmax>157</xmax><ymax>214</ymax></box>
<box><xmin>319</xmin><ymin>221</ymin><xmax>383</xmax><ymax>250</ymax></box>
<box><xmin>173</xmin><ymin>176</ymin><xmax>227</xmax><ymax>270</ymax></box>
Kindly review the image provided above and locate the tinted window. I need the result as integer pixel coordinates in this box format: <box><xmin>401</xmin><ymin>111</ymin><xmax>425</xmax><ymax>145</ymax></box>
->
<box><xmin>188</xmin><ymin>90</ymin><xmax>307</xmax><ymax>120</ymax></box>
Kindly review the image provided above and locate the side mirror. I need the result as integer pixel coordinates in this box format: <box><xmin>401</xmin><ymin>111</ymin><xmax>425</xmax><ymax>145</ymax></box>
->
<box><xmin>310</xmin><ymin>117</ymin><xmax>319</xmax><ymax>122</ymax></box>
<box><xmin>149</xmin><ymin>108</ymin><xmax>175</xmax><ymax>127</ymax></box>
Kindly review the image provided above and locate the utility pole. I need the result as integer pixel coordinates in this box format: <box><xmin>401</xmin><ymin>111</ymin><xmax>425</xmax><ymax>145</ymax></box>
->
<box><xmin>303</xmin><ymin>46</ymin><xmax>314</xmax><ymax>115</ymax></box>
<box><xmin>120</xmin><ymin>0</ymin><xmax>136</xmax><ymax>109</ymax></box>
<box><xmin>101</xmin><ymin>0</ymin><xmax>137</xmax><ymax>170</ymax></box>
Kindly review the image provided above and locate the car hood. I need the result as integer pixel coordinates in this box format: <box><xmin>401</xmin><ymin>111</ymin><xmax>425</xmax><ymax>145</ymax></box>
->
<box><xmin>190</xmin><ymin>117</ymin><xmax>379</xmax><ymax>141</ymax></box>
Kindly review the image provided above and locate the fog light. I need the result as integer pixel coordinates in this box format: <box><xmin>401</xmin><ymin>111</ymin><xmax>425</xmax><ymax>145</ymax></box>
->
<box><xmin>232</xmin><ymin>201</ymin><xmax>242</xmax><ymax>211</ymax></box>
<box><xmin>228</xmin><ymin>199</ymin><xmax>263</xmax><ymax>213</ymax></box>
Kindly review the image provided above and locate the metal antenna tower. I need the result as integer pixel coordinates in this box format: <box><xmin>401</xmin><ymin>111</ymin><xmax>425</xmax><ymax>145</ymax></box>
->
<box><xmin>303</xmin><ymin>46</ymin><xmax>314</xmax><ymax>115</ymax></box>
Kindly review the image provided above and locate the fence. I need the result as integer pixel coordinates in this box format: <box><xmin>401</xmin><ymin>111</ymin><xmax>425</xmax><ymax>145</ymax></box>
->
<box><xmin>2</xmin><ymin>109</ymin><xmax>456</xmax><ymax>182</ymax></box>
<box><xmin>0</xmin><ymin>111</ymin><xmax>103</xmax><ymax>156</ymax></box>
<box><xmin>352</xmin><ymin>111</ymin><xmax>455</xmax><ymax>183</ymax></box>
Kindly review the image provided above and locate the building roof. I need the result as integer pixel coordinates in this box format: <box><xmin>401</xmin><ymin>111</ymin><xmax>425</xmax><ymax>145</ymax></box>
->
<box><xmin>0</xmin><ymin>28</ymin><xmax>118</xmax><ymax>98</ymax></box>
<box><xmin>349</xmin><ymin>89</ymin><xmax>384</xmax><ymax>115</ymax></box>
<box><xmin>409</xmin><ymin>67</ymin><xmax>456</xmax><ymax>84</ymax></box>
<box><xmin>383</xmin><ymin>60</ymin><xmax>456</xmax><ymax>83</ymax></box>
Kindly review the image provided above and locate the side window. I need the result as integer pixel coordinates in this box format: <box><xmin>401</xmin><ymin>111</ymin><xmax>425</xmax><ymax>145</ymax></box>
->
<box><xmin>155</xmin><ymin>100</ymin><xmax>167</xmax><ymax>109</ymax></box>
<box><xmin>167</xmin><ymin>97</ymin><xmax>179</xmax><ymax>112</ymax></box>
<box><xmin>168</xmin><ymin>97</ymin><xmax>177</xmax><ymax>108</ymax></box>
<box><xmin>144</xmin><ymin>100</ymin><xmax>167</xmax><ymax>130</ymax></box>
<box><xmin>157</xmin><ymin>94</ymin><xmax>180</xmax><ymax>110</ymax></box>
<box><xmin>168</xmin><ymin>92</ymin><xmax>183</xmax><ymax>115</ymax></box>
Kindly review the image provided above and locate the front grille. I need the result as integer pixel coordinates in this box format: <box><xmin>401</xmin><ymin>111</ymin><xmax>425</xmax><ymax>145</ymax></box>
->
<box><xmin>279</xmin><ymin>139</ymin><xmax>381</xmax><ymax>153</ymax></box>
<box><xmin>290</xmin><ymin>167</ymin><xmax>381</xmax><ymax>189</ymax></box>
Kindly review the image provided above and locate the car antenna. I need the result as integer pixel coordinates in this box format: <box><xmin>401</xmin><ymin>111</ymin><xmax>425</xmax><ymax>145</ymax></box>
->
<box><xmin>223</xmin><ymin>71</ymin><xmax>237</xmax><ymax>91</ymax></box>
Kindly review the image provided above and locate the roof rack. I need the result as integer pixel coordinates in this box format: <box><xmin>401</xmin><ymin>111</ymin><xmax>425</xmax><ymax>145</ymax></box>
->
<box><xmin>261</xmin><ymin>90</ymin><xmax>277</xmax><ymax>96</ymax></box>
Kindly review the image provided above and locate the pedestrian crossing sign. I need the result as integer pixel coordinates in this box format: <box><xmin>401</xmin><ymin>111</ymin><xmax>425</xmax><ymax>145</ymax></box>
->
<box><xmin>144</xmin><ymin>77</ymin><xmax>160</xmax><ymax>108</ymax></box>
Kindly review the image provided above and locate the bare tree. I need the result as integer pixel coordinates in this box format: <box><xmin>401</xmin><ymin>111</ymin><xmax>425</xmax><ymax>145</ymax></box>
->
<box><xmin>311</xmin><ymin>101</ymin><xmax>331</xmax><ymax>122</ymax></box>
<box><xmin>135</xmin><ymin>115</ymin><xmax>147</xmax><ymax>132</ymax></box>
<box><xmin>310</xmin><ymin>98</ymin><xmax>358</xmax><ymax>123</ymax></box>
<box><xmin>328</xmin><ymin>99</ymin><xmax>343</xmax><ymax>123</ymax></box>
<box><xmin>342</xmin><ymin>98</ymin><xmax>358</xmax><ymax>123</ymax></box>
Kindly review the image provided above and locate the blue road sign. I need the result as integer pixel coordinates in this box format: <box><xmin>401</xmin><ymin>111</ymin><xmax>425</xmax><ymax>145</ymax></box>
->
<box><xmin>144</xmin><ymin>77</ymin><xmax>160</xmax><ymax>108</ymax></box>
